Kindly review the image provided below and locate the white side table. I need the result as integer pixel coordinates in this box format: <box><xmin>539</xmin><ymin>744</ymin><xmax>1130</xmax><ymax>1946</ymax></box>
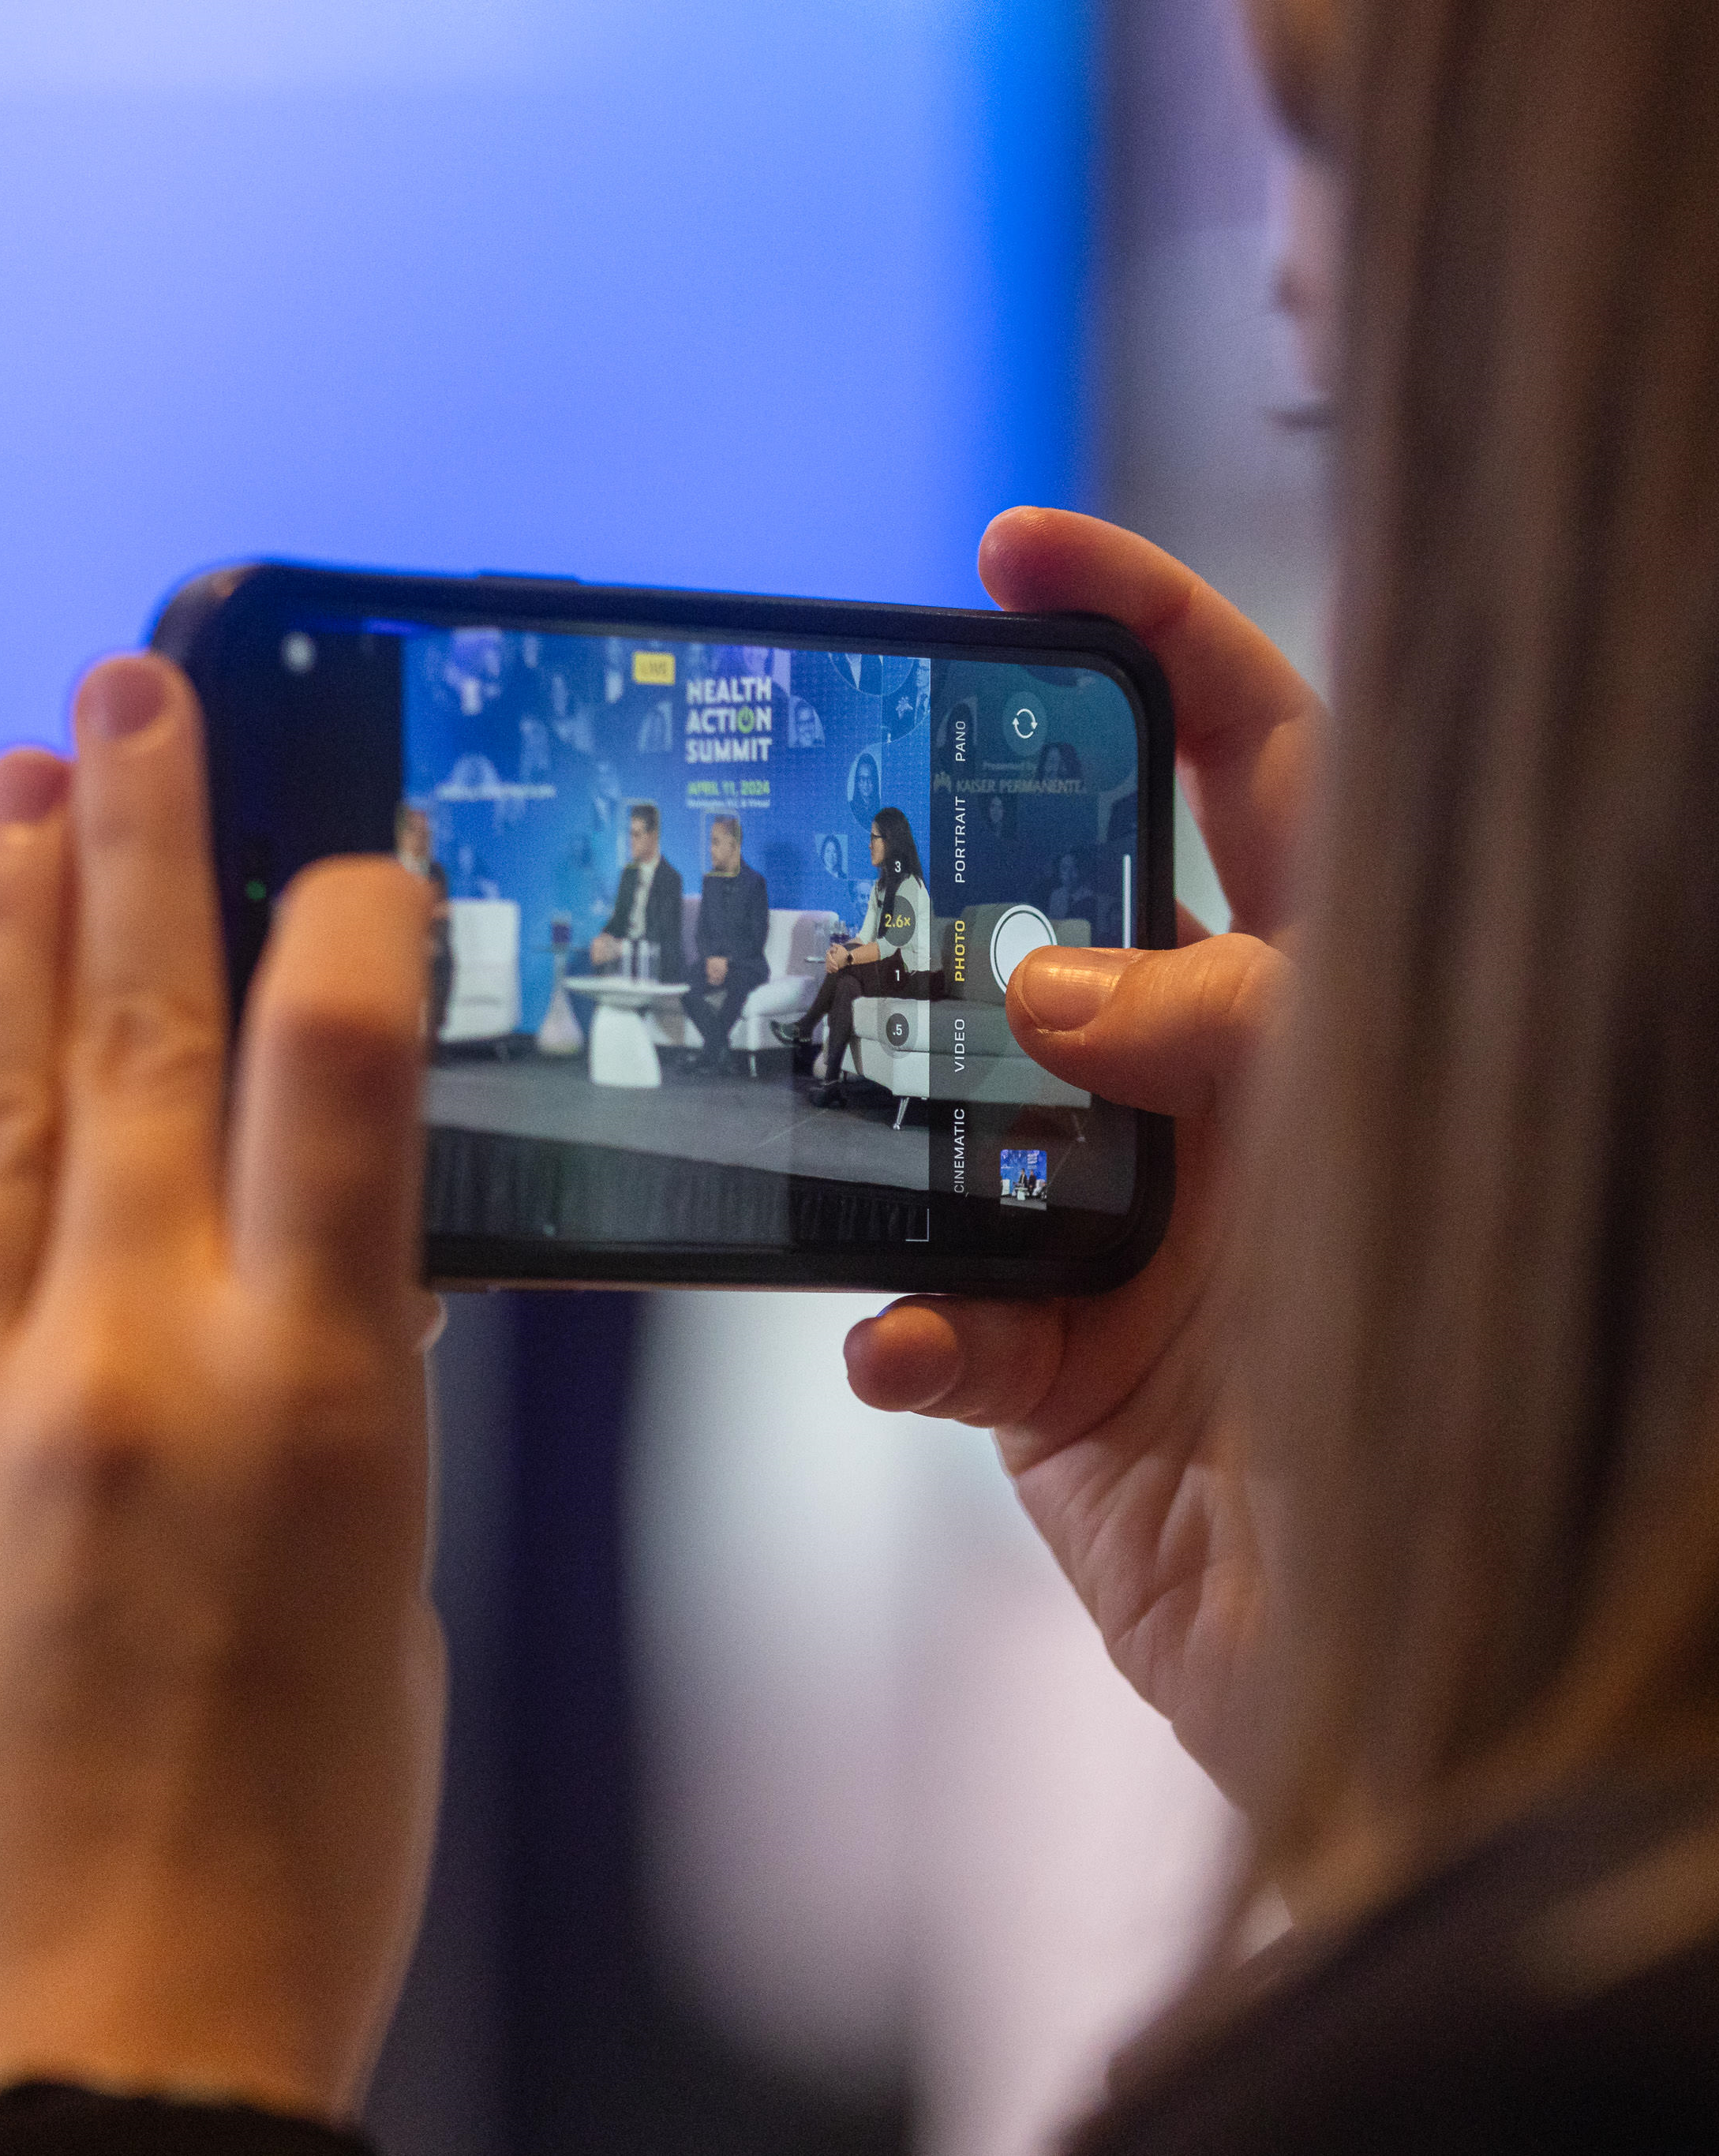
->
<box><xmin>560</xmin><ymin>977</ymin><xmax>688</xmax><ymax>1088</ymax></box>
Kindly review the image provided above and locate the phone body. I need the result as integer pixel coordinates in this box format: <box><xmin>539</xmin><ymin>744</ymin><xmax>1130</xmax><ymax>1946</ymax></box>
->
<box><xmin>153</xmin><ymin>563</ymin><xmax>1174</xmax><ymax>1295</ymax></box>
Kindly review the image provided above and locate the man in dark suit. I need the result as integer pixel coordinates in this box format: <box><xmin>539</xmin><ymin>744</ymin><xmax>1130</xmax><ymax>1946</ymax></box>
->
<box><xmin>690</xmin><ymin>814</ymin><xmax>770</xmax><ymax>1073</ymax></box>
<box><xmin>590</xmin><ymin>802</ymin><xmax>686</xmax><ymax>983</ymax></box>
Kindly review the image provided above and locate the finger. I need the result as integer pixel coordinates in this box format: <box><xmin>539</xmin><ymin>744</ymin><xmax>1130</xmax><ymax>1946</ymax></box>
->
<box><xmin>845</xmin><ymin>1297</ymin><xmax>1067</xmax><ymax>1428</ymax></box>
<box><xmin>0</xmin><ymin>752</ymin><xmax>71</xmax><ymax>1323</ymax></box>
<box><xmin>57</xmin><ymin>657</ymin><xmax>227</xmax><ymax>1260</ymax></box>
<box><xmin>979</xmin><ymin>507</ymin><xmax>1324</xmax><ymax>938</ymax></box>
<box><xmin>1005</xmin><ymin>936</ymin><xmax>1287</xmax><ymax>1121</ymax></box>
<box><xmin>230</xmin><ymin>858</ymin><xmax>429</xmax><ymax>1331</ymax></box>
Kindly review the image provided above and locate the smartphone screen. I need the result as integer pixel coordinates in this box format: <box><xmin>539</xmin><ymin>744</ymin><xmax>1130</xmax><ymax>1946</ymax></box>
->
<box><xmin>170</xmin><ymin>570</ymin><xmax>1171</xmax><ymax>1289</ymax></box>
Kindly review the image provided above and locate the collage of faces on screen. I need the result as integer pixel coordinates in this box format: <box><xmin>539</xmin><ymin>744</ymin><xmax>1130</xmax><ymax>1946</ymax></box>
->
<box><xmin>396</xmin><ymin>627</ymin><xmax>1140</xmax><ymax>1222</ymax></box>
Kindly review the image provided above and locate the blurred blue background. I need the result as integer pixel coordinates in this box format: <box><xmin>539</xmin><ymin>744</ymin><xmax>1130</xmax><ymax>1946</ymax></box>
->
<box><xmin>0</xmin><ymin>0</ymin><xmax>1096</xmax><ymax>750</ymax></box>
<box><xmin>0</xmin><ymin>7</ymin><xmax>1103</xmax><ymax>2154</ymax></box>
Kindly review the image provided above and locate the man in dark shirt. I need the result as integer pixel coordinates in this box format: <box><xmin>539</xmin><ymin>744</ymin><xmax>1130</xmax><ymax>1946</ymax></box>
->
<box><xmin>690</xmin><ymin>815</ymin><xmax>770</xmax><ymax>1073</ymax></box>
<box><xmin>590</xmin><ymin>802</ymin><xmax>686</xmax><ymax>983</ymax></box>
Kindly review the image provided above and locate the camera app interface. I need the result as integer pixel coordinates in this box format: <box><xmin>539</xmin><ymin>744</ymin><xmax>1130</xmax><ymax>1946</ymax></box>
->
<box><xmin>399</xmin><ymin>627</ymin><xmax>1140</xmax><ymax>1251</ymax></box>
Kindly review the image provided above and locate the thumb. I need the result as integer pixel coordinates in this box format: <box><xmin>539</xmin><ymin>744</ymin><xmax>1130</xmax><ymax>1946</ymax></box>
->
<box><xmin>1006</xmin><ymin>936</ymin><xmax>1286</xmax><ymax>1119</ymax></box>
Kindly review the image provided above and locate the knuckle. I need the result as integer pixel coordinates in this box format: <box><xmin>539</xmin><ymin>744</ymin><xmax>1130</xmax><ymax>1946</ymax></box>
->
<box><xmin>1200</xmin><ymin>936</ymin><xmax>1286</xmax><ymax>1057</ymax></box>
<box><xmin>3</xmin><ymin>1323</ymin><xmax>398</xmax><ymax>1521</ymax></box>
<box><xmin>6</xmin><ymin>1351</ymin><xmax>159</xmax><ymax>1509</ymax></box>
<box><xmin>0</xmin><ymin>1071</ymin><xmax>56</xmax><ymax>1189</ymax></box>
<box><xmin>75</xmin><ymin>988</ymin><xmax>223</xmax><ymax>1105</ymax></box>
<box><xmin>260</xmin><ymin>985</ymin><xmax>420</xmax><ymax>1097</ymax></box>
<box><xmin>247</xmin><ymin>1296</ymin><xmax>403</xmax><ymax>1426</ymax></box>
<box><xmin>251</xmin><ymin>1338</ymin><xmax>414</xmax><ymax>1510</ymax></box>
<box><xmin>268</xmin><ymin>1332</ymin><xmax>384</xmax><ymax>1432</ymax></box>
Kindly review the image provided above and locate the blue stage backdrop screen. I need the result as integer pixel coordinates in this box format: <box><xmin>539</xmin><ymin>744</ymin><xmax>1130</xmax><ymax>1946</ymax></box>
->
<box><xmin>405</xmin><ymin>629</ymin><xmax>931</xmax><ymax>1032</ymax></box>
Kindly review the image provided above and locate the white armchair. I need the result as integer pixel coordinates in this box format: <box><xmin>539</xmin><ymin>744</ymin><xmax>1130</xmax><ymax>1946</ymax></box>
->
<box><xmin>439</xmin><ymin>898</ymin><xmax>522</xmax><ymax>1044</ymax></box>
<box><xmin>845</xmin><ymin>994</ymin><xmax>931</xmax><ymax>1128</ymax></box>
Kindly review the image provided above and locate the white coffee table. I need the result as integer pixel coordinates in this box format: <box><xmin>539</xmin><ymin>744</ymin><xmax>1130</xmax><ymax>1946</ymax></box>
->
<box><xmin>560</xmin><ymin>977</ymin><xmax>688</xmax><ymax>1088</ymax></box>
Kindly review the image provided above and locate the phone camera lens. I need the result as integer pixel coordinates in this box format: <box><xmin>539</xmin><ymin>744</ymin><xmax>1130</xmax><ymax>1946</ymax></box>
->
<box><xmin>281</xmin><ymin>632</ymin><xmax>317</xmax><ymax>676</ymax></box>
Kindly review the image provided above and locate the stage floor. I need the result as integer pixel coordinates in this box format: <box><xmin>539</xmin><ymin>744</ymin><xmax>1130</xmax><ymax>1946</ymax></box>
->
<box><xmin>426</xmin><ymin>1052</ymin><xmax>931</xmax><ymax>1193</ymax></box>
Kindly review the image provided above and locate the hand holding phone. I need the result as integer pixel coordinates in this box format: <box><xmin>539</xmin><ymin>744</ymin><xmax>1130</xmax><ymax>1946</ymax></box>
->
<box><xmin>0</xmin><ymin>661</ymin><xmax>440</xmax><ymax>2117</ymax></box>
<box><xmin>846</xmin><ymin>507</ymin><xmax>1320</xmax><ymax>1808</ymax></box>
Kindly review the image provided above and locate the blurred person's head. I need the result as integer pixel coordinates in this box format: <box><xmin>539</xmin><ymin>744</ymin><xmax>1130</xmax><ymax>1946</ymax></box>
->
<box><xmin>710</xmin><ymin>816</ymin><xmax>742</xmax><ymax>873</ymax></box>
<box><xmin>629</xmin><ymin>803</ymin><xmax>661</xmax><ymax>863</ymax></box>
<box><xmin>394</xmin><ymin>803</ymin><xmax>432</xmax><ymax>874</ymax></box>
<box><xmin>1037</xmin><ymin>740</ymin><xmax>1081</xmax><ymax>784</ymax></box>
<box><xmin>871</xmin><ymin>807</ymin><xmax>922</xmax><ymax>899</ymax></box>
<box><xmin>1237</xmin><ymin>0</ymin><xmax>1719</xmax><ymax>1913</ymax></box>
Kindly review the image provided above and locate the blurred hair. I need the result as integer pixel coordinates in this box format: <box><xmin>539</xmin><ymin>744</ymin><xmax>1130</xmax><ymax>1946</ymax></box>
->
<box><xmin>1246</xmin><ymin>0</ymin><xmax>1719</xmax><ymax>1900</ymax></box>
<box><xmin>630</xmin><ymin>801</ymin><xmax>660</xmax><ymax>836</ymax></box>
<box><xmin>1238</xmin><ymin>0</ymin><xmax>1346</xmax><ymax>152</ymax></box>
<box><xmin>711</xmin><ymin>814</ymin><xmax>741</xmax><ymax>844</ymax></box>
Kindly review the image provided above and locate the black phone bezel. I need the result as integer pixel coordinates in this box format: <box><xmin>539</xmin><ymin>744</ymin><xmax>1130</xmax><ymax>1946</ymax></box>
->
<box><xmin>152</xmin><ymin>560</ymin><xmax>1176</xmax><ymax>1297</ymax></box>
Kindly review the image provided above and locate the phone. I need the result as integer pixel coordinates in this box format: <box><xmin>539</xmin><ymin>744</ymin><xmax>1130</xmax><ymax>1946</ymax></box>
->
<box><xmin>152</xmin><ymin>564</ymin><xmax>1174</xmax><ymax>1295</ymax></box>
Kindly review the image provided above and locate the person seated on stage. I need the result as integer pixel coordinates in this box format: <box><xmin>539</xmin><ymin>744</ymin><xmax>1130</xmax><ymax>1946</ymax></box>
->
<box><xmin>425</xmin><ymin>861</ymin><xmax>453</xmax><ymax>1047</ymax></box>
<box><xmin>394</xmin><ymin>806</ymin><xmax>454</xmax><ymax>1047</ymax></box>
<box><xmin>588</xmin><ymin>801</ymin><xmax>685</xmax><ymax>983</ymax></box>
<box><xmin>773</xmin><ymin>804</ymin><xmax>939</xmax><ymax>1107</ymax></box>
<box><xmin>690</xmin><ymin>814</ymin><xmax>770</xmax><ymax>1076</ymax></box>
<box><xmin>392</xmin><ymin>803</ymin><xmax>433</xmax><ymax>878</ymax></box>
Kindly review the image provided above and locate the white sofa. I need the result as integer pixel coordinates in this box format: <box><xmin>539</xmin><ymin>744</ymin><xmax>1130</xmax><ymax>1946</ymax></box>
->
<box><xmin>440</xmin><ymin>898</ymin><xmax>522</xmax><ymax>1044</ymax></box>
<box><xmin>650</xmin><ymin>896</ymin><xmax>838</xmax><ymax>1072</ymax></box>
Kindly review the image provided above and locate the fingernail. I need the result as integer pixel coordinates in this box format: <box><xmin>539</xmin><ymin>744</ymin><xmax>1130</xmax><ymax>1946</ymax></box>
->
<box><xmin>0</xmin><ymin>747</ymin><xmax>70</xmax><ymax>827</ymax></box>
<box><xmin>75</xmin><ymin>654</ymin><xmax>175</xmax><ymax>743</ymax></box>
<box><xmin>1010</xmin><ymin>947</ymin><xmax>1138</xmax><ymax>1033</ymax></box>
